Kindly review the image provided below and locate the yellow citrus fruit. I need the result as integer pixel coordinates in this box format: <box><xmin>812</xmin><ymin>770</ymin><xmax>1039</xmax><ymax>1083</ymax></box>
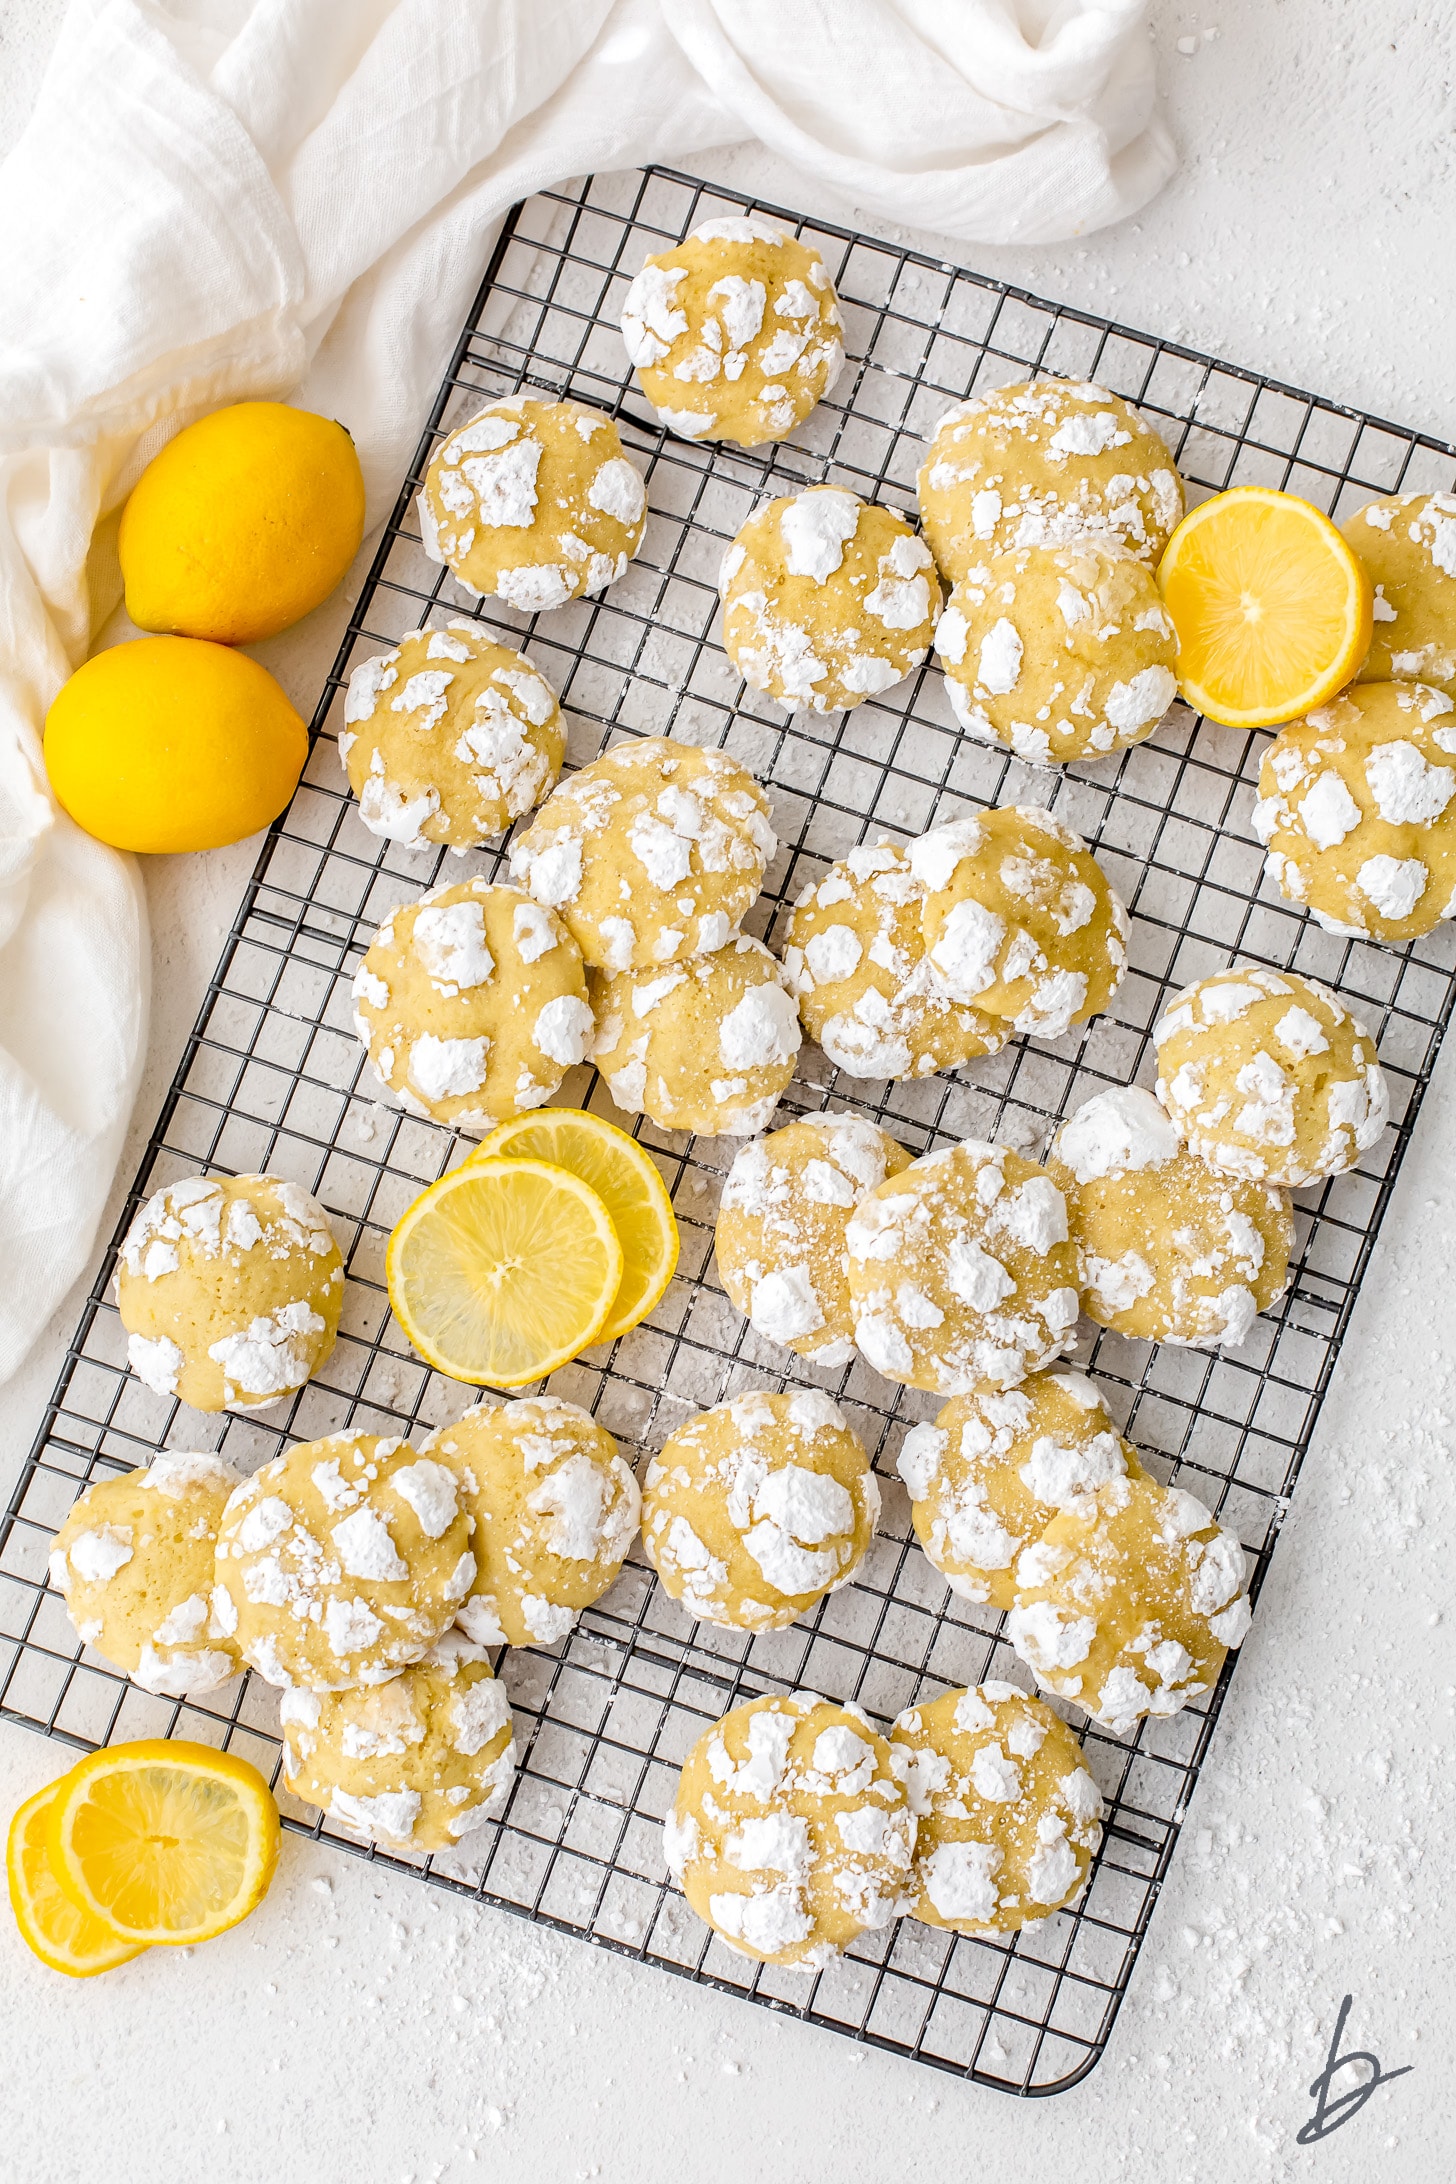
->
<box><xmin>119</xmin><ymin>400</ymin><xmax>366</xmax><ymax>644</ymax></box>
<box><xmin>44</xmin><ymin>635</ymin><xmax>307</xmax><ymax>853</ymax></box>
<box><xmin>47</xmin><ymin>1739</ymin><xmax>280</xmax><ymax>1948</ymax></box>
<box><xmin>7</xmin><ymin>1776</ymin><xmax>146</xmax><ymax>1978</ymax></box>
<box><xmin>1157</xmin><ymin>485</ymin><xmax>1374</xmax><ymax>728</ymax></box>
<box><xmin>387</xmin><ymin>1158</ymin><xmax>624</xmax><ymax>1389</ymax></box>
<box><xmin>469</xmin><ymin>1109</ymin><xmax>679</xmax><ymax>1342</ymax></box>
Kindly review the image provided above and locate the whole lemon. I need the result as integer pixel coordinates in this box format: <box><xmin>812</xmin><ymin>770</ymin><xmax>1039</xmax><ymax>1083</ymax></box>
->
<box><xmin>45</xmin><ymin>636</ymin><xmax>309</xmax><ymax>853</ymax></box>
<box><xmin>119</xmin><ymin>401</ymin><xmax>366</xmax><ymax>644</ymax></box>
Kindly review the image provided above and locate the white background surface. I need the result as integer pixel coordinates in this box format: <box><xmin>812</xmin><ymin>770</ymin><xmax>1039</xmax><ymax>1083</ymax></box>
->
<box><xmin>2</xmin><ymin>3</ymin><xmax>1455</xmax><ymax>2178</ymax></box>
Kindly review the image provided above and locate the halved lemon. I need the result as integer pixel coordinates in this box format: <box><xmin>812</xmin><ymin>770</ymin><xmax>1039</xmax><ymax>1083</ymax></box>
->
<box><xmin>47</xmin><ymin>1739</ymin><xmax>279</xmax><ymax>1948</ymax></box>
<box><xmin>468</xmin><ymin>1110</ymin><xmax>679</xmax><ymax>1342</ymax></box>
<box><xmin>1157</xmin><ymin>485</ymin><xmax>1373</xmax><ymax>728</ymax></box>
<box><xmin>387</xmin><ymin>1158</ymin><xmax>624</xmax><ymax>1387</ymax></box>
<box><xmin>7</xmin><ymin>1776</ymin><xmax>146</xmax><ymax>1978</ymax></box>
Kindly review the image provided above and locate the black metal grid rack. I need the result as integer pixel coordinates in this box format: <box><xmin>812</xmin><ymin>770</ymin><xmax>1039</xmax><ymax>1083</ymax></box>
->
<box><xmin>4</xmin><ymin>165</ymin><xmax>1456</xmax><ymax>2097</ymax></box>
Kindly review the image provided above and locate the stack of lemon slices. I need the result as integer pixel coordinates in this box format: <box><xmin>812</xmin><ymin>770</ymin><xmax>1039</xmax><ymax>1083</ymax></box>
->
<box><xmin>386</xmin><ymin>1110</ymin><xmax>680</xmax><ymax>1388</ymax></box>
<box><xmin>8</xmin><ymin>1740</ymin><xmax>279</xmax><ymax>1978</ymax></box>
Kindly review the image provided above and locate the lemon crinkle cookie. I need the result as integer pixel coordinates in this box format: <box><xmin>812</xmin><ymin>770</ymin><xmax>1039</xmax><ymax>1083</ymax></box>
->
<box><xmin>845</xmin><ymin>1139</ymin><xmax>1080</xmax><ymax>1394</ymax></box>
<box><xmin>935</xmin><ymin>540</ymin><xmax>1177</xmax><ymax>767</ymax></box>
<box><xmin>213</xmin><ymin>1432</ymin><xmax>475</xmax><ymax>1689</ymax></box>
<box><xmin>117</xmin><ymin>1172</ymin><xmax>343</xmax><ymax>1413</ymax></box>
<box><xmin>719</xmin><ymin>487</ymin><xmax>939</xmax><ymax>713</ymax></box>
<box><xmin>1008</xmin><ymin>1469</ymin><xmax>1252</xmax><ymax>1735</ymax></box>
<box><xmin>1343</xmin><ymin>492</ymin><xmax>1456</xmax><ymax>696</ymax></box>
<box><xmin>1047</xmin><ymin>1084</ymin><xmax>1293</xmax><ymax>1349</ymax></box>
<box><xmin>352</xmin><ymin>877</ymin><xmax>592</xmax><ymax>1130</ymax></box>
<box><xmin>340</xmin><ymin>623</ymin><xmax>564</xmax><ymax>849</ymax></box>
<box><xmin>590</xmin><ymin>935</ymin><xmax>800</xmax><ymax>1137</ymax></box>
<box><xmin>917</xmin><ymin>378</ymin><xmax>1183</xmax><ymax>586</ymax></box>
<box><xmin>715</xmin><ymin>1113</ymin><xmax>911</xmax><ymax>1364</ymax></box>
<box><xmin>50</xmin><ymin>1452</ymin><xmax>243</xmax><ymax>1697</ymax></box>
<box><xmin>642</xmin><ymin>1389</ymin><xmax>880</xmax><ymax>1630</ymax></box>
<box><xmin>1253</xmin><ymin>680</ymin><xmax>1456</xmax><ymax>941</ymax></box>
<box><xmin>891</xmin><ymin>1685</ymin><xmax>1102</xmax><ymax>1934</ymax></box>
<box><xmin>1153</xmin><ymin>965</ymin><xmax>1388</xmax><ymax>1188</ymax></box>
<box><xmin>422</xmin><ymin>1397</ymin><xmax>639</xmax><ymax>1648</ymax></box>
<box><xmin>908</xmin><ymin>807</ymin><xmax>1129</xmax><ymax>1040</ymax></box>
<box><xmin>418</xmin><ymin>395</ymin><xmax>646</xmax><ymax>611</ymax></box>
<box><xmin>896</xmin><ymin>1371</ymin><xmax>1136</xmax><ymax>1609</ymax></box>
<box><xmin>783</xmin><ymin>839</ymin><xmax>1008</xmax><ymax>1080</ymax></box>
<box><xmin>621</xmin><ymin>214</ymin><xmax>844</xmax><ymax>446</ymax></box>
<box><xmin>509</xmin><ymin>735</ymin><xmax>776</xmax><ymax>971</ymax></box>
<box><xmin>665</xmin><ymin>1692</ymin><xmax>914</xmax><ymax>1969</ymax></box>
<box><xmin>279</xmin><ymin>1629</ymin><xmax>516</xmax><ymax>1852</ymax></box>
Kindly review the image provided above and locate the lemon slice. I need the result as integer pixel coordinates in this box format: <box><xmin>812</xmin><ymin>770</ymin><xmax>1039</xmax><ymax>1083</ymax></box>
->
<box><xmin>468</xmin><ymin>1109</ymin><xmax>679</xmax><ymax>1342</ymax></box>
<box><xmin>387</xmin><ymin>1158</ymin><xmax>624</xmax><ymax>1388</ymax></box>
<box><xmin>1157</xmin><ymin>485</ymin><xmax>1374</xmax><ymax>728</ymax></box>
<box><xmin>47</xmin><ymin>1739</ymin><xmax>279</xmax><ymax>1948</ymax></box>
<box><xmin>7</xmin><ymin>1776</ymin><xmax>147</xmax><ymax>1978</ymax></box>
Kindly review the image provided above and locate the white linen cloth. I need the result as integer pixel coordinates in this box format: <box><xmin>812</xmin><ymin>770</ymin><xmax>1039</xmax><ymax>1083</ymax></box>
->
<box><xmin>0</xmin><ymin>0</ymin><xmax>1173</xmax><ymax>1384</ymax></box>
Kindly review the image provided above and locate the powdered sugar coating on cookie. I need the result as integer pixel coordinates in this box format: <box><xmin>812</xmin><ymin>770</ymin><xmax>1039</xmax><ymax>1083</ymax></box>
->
<box><xmin>936</xmin><ymin>539</ymin><xmax>1177</xmax><ymax>768</ymax></box>
<box><xmin>279</xmin><ymin>1628</ymin><xmax>516</xmax><ymax>1851</ymax></box>
<box><xmin>340</xmin><ymin>623</ymin><xmax>564</xmax><ymax>850</ymax></box>
<box><xmin>352</xmin><ymin>877</ymin><xmax>591</xmax><ymax>1131</ymax></box>
<box><xmin>510</xmin><ymin>736</ymin><xmax>775</xmax><ymax>971</ymax></box>
<box><xmin>1254</xmin><ymin>680</ymin><xmax>1456</xmax><ymax>941</ymax></box>
<box><xmin>50</xmin><ymin>1452</ymin><xmax>243</xmax><ymax>1697</ymax></box>
<box><xmin>622</xmin><ymin>217</ymin><xmax>844</xmax><ymax>447</ymax></box>
<box><xmin>643</xmin><ymin>1388</ymin><xmax>880</xmax><ymax>1629</ymax></box>
<box><xmin>1153</xmin><ymin>965</ymin><xmax>1388</xmax><ymax>1187</ymax></box>
<box><xmin>1008</xmin><ymin>1469</ymin><xmax>1252</xmax><ymax>1736</ymax></box>
<box><xmin>214</xmin><ymin>1432</ymin><xmax>476</xmax><ymax>1691</ymax></box>
<box><xmin>715</xmin><ymin>1113</ymin><xmax>912</xmax><ymax>1364</ymax></box>
<box><xmin>896</xmin><ymin>1371</ymin><xmax>1136</xmax><ymax>1609</ymax></box>
<box><xmin>590</xmin><ymin>934</ymin><xmax>800</xmax><ymax>1137</ymax></box>
<box><xmin>1047</xmin><ymin>1084</ymin><xmax>1293</xmax><ymax>1348</ymax></box>
<box><xmin>422</xmin><ymin>1397</ymin><xmax>639</xmax><ymax>1650</ymax></box>
<box><xmin>419</xmin><ymin>395</ymin><xmax>645</xmax><ymax>611</ymax></box>
<box><xmin>1343</xmin><ymin>491</ymin><xmax>1456</xmax><ymax>697</ymax></box>
<box><xmin>845</xmin><ymin>1138</ymin><xmax>1080</xmax><ymax>1394</ymax></box>
<box><xmin>783</xmin><ymin>838</ymin><xmax>1008</xmax><ymax>1081</ymax></box>
<box><xmin>917</xmin><ymin>377</ymin><xmax>1183</xmax><ymax>587</ymax></box>
<box><xmin>891</xmin><ymin>1684</ymin><xmax>1101</xmax><ymax>1934</ymax></box>
<box><xmin>909</xmin><ymin>805</ymin><xmax>1129</xmax><ymax>1040</ymax></box>
<box><xmin>116</xmin><ymin>1173</ymin><xmax>343</xmax><ymax>1413</ymax></box>
<box><xmin>666</xmin><ymin>1692</ymin><xmax>914</xmax><ymax>1970</ymax></box>
<box><xmin>720</xmin><ymin>488</ymin><xmax>939</xmax><ymax>714</ymax></box>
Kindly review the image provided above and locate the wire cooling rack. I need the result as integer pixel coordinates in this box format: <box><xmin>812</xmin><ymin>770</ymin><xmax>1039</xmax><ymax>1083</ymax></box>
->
<box><xmin>5</xmin><ymin>166</ymin><xmax>1456</xmax><ymax>2097</ymax></box>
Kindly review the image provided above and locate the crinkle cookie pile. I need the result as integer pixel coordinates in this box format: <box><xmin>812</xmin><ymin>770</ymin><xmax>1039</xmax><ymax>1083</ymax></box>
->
<box><xmin>50</xmin><ymin>1396</ymin><xmax>643</xmax><ymax>1857</ymax></box>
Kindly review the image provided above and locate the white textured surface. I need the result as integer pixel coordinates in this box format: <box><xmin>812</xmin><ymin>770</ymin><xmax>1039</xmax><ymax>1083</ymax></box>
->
<box><xmin>2</xmin><ymin>2</ymin><xmax>1455</xmax><ymax>2177</ymax></box>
